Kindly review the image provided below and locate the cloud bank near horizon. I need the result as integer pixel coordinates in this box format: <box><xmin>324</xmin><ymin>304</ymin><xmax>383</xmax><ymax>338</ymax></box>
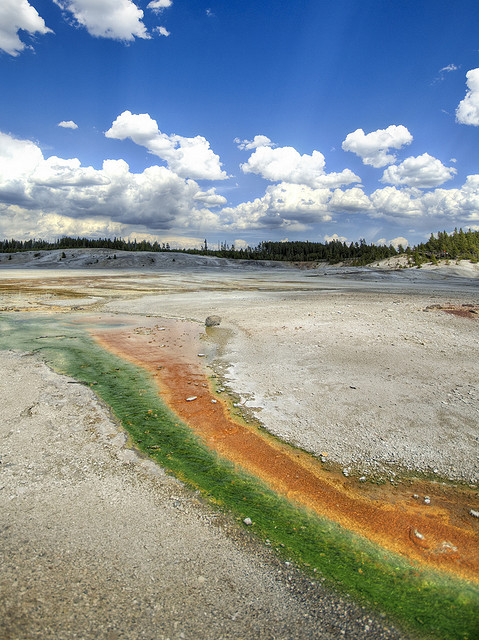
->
<box><xmin>1</xmin><ymin>114</ymin><xmax>479</xmax><ymax>246</ymax></box>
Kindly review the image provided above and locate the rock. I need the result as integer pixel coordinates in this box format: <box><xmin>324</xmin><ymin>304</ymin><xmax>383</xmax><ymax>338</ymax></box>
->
<box><xmin>424</xmin><ymin>496</ymin><xmax>431</xmax><ymax>505</ymax></box>
<box><xmin>469</xmin><ymin>509</ymin><xmax>479</xmax><ymax>518</ymax></box>
<box><xmin>439</xmin><ymin>541</ymin><xmax>457</xmax><ymax>553</ymax></box>
<box><xmin>186</xmin><ymin>396</ymin><xmax>197</xmax><ymax>402</ymax></box>
<box><xmin>243</xmin><ymin>517</ymin><xmax>253</xmax><ymax>526</ymax></box>
<box><xmin>205</xmin><ymin>315</ymin><xmax>221</xmax><ymax>327</ymax></box>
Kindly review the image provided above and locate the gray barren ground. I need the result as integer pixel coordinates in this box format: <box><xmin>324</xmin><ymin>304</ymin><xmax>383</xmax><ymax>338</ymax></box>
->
<box><xmin>1</xmin><ymin>254</ymin><xmax>478</xmax><ymax>639</ymax></box>
<box><xmin>0</xmin><ymin>351</ymin><xmax>407</xmax><ymax>640</ymax></box>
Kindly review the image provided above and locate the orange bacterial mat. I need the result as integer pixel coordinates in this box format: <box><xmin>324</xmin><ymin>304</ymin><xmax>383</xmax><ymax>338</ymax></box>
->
<box><xmin>94</xmin><ymin>317</ymin><xmax>479</xmax><ymax>583</ymax></box>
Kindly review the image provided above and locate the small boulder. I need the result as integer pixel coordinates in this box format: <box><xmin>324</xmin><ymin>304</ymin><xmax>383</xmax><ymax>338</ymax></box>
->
<box><xmin>205</xmin><ymin>315</ymin><xmax>221</xmax><ymax>327</ymax></box>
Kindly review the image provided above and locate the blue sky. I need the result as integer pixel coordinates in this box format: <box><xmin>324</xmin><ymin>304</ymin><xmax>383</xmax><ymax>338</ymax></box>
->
<box><xmin>1</xmin><ymin>0</ymin><xmax>479</xmax><ymax>249</ymax></box>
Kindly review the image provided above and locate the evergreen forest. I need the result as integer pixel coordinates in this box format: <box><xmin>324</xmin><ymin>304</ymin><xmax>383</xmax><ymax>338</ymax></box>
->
<box><xmin>1</xmin><ymin>228</ymin><xmax>478</xmax><ymax>266</ymax></box>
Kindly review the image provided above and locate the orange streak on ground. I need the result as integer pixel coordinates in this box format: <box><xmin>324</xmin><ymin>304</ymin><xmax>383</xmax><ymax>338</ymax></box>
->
<box><xmin>94</xmin><ymin>319</ymin><xmax>479</xmax><ymax>583</ymax></box>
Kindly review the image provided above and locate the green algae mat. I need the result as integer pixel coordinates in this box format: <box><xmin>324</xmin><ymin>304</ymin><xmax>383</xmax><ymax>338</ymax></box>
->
<box><xmin>1</xmin><ymin>313</ymin><xmax>478</xmax><ymax>640</ymax></box>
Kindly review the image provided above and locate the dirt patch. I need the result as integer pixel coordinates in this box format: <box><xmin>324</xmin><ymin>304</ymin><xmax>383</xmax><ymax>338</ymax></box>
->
<box><xmin>425</xmin><ymin>303</ymin><xmax>479</xmax><ymax>318</ymax></box>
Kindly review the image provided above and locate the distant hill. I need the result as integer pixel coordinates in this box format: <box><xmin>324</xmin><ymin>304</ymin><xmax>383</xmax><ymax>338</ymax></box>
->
<box><xmin>0</xmin><ymin>248</ymin><xmax>290</xmax><ymax>271</ymax></box>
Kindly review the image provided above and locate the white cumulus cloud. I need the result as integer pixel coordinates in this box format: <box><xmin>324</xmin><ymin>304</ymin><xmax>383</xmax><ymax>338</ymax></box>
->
<box><xmin>0</xmin><ymin>205</ymin><xmax>130</xmax><ymax>242</ymax></box>
<box><xmin>155</xmin><ymin>26</ymin><xmax>170</xmax><ymax>36</ymax></box>
<box><xmin>456</xmin><ymin>68</ymin><xmax>479</xmax><ymax>126</ymax></box>
<box><xmin>369</xmin><ymin>176</ymin><xmax>479</xmax><ymax>223</ymax></box>
<box><xmin>370</xmin><ymin>187</ymin><xmax>422</xmax><ymax>218</ymax></box>
<box><xmin>220</xmin><ymin>182</ymin><xmax>334</xmax><ymax>232</ymax></box>
<box><xmin>32</xmin><ymin>156</ymin><xmax>110</xmax><ymax>188</ymax></box>
<box><xmin>0</xmin><ymin>0</ymin><xmax>52</xmax><ymax>56</ymax></box>
<box><xmin>241</xmin><ymin>145</ymin><xmax>360</xmax><ymax>189</ymax></box>
<box><xmin>53</xmin><ymin>0</ymin><xmax>149</xmax><ymax>41</ymax></box>
<box><xmin>324</xmin><ymin>233</ymin><xmax>348</xmax><ymax>243</ymax></box>
<box><xmin>105</xmin><ymin>111</ymin><xmax>227</xmax><ymax>180</ymax></box>
<box><xmin>0</xmin><ymin>132</ymin><xmax>44</xmax><ymax>206</ymax></box>
<box><xmin>235</xmin><ymin>135</ymin><xmax>274</xmax><ymax>150</ymax></box>
<box><xmin>342</xmin><ymin>125</ymin><xmax>413</xmax><ymax>168</ymax></box>
<box><xmin>193</xmin><ymin>188</ymin><xmax>227</xmax><ymax>207</ymax></box>
<box><xmin>420</xmin><ymin>175</ymin><xmax>479</xmax><ymax>221</ymax></box>
<box><xmin>389</xmin><ymin>236</ymin><xmax>409</xmax><ymax>248</ymax></box>
<box><xmin>312</xmin><ymin>169</ymin><xmax>362</xmax><ymax>189</ymax></box>
<box><xmin>0</xmin><ymin>130</ymin><xmax>225</xmax><ymax>233</ymax></box>
<box><xmin>328</xmin><ymin>187</ymin><xmax>372</xmax><ymax>213</ymax></box>
<box><xmin>58</xmin><ymin>120</ymin><xmax>79</xmax><ymax>129</ymax></box>
<box><xmin>381</xmin><ymin>153</ymin><xmax>456</xmax><ymax>188</ymax></box>
<box><xmin>263</xmin><ymin>183</ymin><xmax>333</xmax><ymax>222</ymax></box>
<box><xmin>147</xmin><ymin>0</ymin><xmax>172</xmax><ymax>12</ymax></box>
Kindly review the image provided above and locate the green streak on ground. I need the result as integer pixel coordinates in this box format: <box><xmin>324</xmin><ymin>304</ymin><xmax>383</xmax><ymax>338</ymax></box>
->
<box><xmin>1</xmin><ymin>314</ymin><xmax>478</xmax><ymax>640</ymax></box>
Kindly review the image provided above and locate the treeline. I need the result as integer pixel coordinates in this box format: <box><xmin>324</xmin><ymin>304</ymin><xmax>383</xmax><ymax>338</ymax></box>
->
<box><xmin>411</xmin><ymin>228</ymin><xmax>479</xmax><ymax>265</ymax></box>
<box><xmin>0</xmin><ymin>228</ymin><xmax>478</xmax><ymax>265</ymax></box>
<box><xmin>190</xmin><ymin>239</ymin><xmax>402</xmax><ymax>265</ymax></box>
<box><xmin>0</xmin><ymin>236</ymin><xmax>402</xmax><ymax>264</ymax></box>
<box><xmin>0</xmin><ymin>236</ymin><xmax>173</xmax><ymax>253</ymax></box>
